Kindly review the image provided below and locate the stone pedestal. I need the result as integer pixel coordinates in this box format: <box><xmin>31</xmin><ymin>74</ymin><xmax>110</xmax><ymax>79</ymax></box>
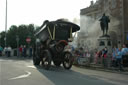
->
<box><xmin>98</xmin><ymin>36</ymin><xmax>112</xmax><ymax>53</ymax></box>
<box><xmin>98</xmin><ymin>36</ymin><xmax>112</xmax><ymax>68</ymax></box>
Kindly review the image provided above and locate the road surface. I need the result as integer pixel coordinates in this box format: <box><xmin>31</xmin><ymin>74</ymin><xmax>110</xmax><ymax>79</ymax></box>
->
<box><xmin>0</xmin><ymin>57</ymin><xmax>128</xmax><ymax>85</ymax></box>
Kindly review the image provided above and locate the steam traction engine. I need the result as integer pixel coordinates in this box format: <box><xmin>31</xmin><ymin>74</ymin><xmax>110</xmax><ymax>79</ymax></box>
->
<box><xmin>33</xmin><ymin>19</ymin><xmax>80</xmax><ymax>70</ymax></box>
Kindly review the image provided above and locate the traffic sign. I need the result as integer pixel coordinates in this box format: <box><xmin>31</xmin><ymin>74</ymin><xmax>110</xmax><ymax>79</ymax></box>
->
<box><xmin>26</xmin><ymin>38</ymin><xmax>31</xmax><ymax>42</ymax></box>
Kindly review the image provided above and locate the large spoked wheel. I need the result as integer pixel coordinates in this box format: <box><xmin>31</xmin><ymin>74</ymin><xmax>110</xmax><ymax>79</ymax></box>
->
<box><xmin>33</xmin><ymin>45</ymin><xmax>40</xmax><ymax>65</ymax></box>
<box><xmin>33</xmin><ymin>55</ymin><xmax>40</xmax><ymax>65</ymax></box>
<box><xmin>63</xmin><ymin>52</ymin><xmax>73</xmax><ymax>70</ymax></box>
<box><xmin>42</xmin><ymin>50</ymin><xmax>52</xmax><ymax>70</ymax></box>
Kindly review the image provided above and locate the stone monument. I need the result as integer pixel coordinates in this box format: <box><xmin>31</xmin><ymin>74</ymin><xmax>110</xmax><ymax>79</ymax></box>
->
<box><xmin>98</xmin><ymin>13</ymin><xmax>112</xmax><ymax>53</ymax></box>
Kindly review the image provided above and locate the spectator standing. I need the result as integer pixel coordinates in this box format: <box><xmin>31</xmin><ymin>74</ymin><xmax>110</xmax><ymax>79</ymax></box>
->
<box><xmin>121</xmin><ymin>44</ymin><xmax>128</xmax><ymax>67</ymax></box>
<box><xmin>4</xmin><ymin>46</ymin><xmax>8</xmax><ymax>56</ymax></box>
<box><xmin>19</xmin><ymin>45</ymin><xmax>23</xmax><ymax>57</ymax></box>
<box><xmin>94</xmin><ymin>51</ymin><xmax>98</xmax><ymax>64</ymax></box>
<box><xmin>116</xmin><ymin>48</ymin><xmax>124</xmax><ymax>71</ymax></box>
<box><xmin>86</xmin><ymin>50</ymin><xmax>91</xmax><ymax>66</ymax></box>
<box><xmin>98</xmin><ymin>50</ymin><xmax>102</xmax><ymax>64</ymax></box>
<box><xmin>7</xmin><ymin>46</ymin><xmax>12</xmax><ymax>57</ymax></box>
<box><xmin>29</xmin><ymin>46</ymin><xmax>33</xmax><ymax>58</ymax></box>
<box><xmin>79</xmin><ymin>48</ymin><xmax>84</xmax><ymax>57</ymax></box>
<box><xmin>102</xmin><ymin>47</ymin><xmax>108</xmax><ymax>68</ymax></box>
<box><xmin>94</xmin><ymin>51</ymin><xmax>102</xmax><ymax>64</ymax></box>
<box><xmin>71</xmin><ymin>46</ymin><xmax>75</xmax><ymax>52</ymax></box>
<box><xmin>121</xmin><ymin>44</ymin><xmax>128</xmax><ymax>55</ymax></box>
<box><xmin>112</xmin><ymin>46</ymin><xmax>118</xmax><ymax>67</ymax></box>
<box><xmin>76</xmin><ymin>49</ymin><xmax>82</xmax><ymax>64</ymax></box>
<box><xmin>23</xmin><ymin>45</ymin><xmax>27</xmax><ymax>58</ymax></box>
<box><xmin>0</xmin><ymin>46</ymin><xmax>3</xmax><ymax>56</ymax></box>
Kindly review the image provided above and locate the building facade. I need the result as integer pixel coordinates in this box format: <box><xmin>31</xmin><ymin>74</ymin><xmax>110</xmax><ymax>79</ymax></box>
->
<box><xmin>79</xmin><ymin>0</ymin><xmax>128</xmax><ymax>50</ymax></box>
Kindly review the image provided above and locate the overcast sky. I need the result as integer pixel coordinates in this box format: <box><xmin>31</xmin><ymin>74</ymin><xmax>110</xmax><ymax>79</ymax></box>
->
<box><xmin>0</xmin><ymin>0</ymin><xmax>96</xmax><ymax>32</ymax></box>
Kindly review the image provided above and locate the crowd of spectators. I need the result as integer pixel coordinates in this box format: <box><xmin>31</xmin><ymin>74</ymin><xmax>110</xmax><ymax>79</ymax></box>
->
<box><xmin>73</xmin><ymin>44</ymin><xmax>128</xmax><ymax>71</ymax></box>
<box><xmin>0</xmin><ymin>45</ymin><xmax>33</xmax><ymax>58</ymax></box>
<box><xmin>18</xmin><ymin>45</ymin><xmax>33</xmax><ymax>58</ymax></box>
<box><xmin>0</xmin><ymin>46</ymin><xmax>12</xmax><ymax>57</ymax></box>
<box><xmin>94</xmin><ymin>44</ymin><xmax>128</xmax><ymax>71</ymax></box>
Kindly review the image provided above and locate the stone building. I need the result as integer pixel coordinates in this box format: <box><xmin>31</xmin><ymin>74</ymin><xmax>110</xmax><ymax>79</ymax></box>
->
<box><xmin>78</xmin><ymin>0</ymin><xmax>128</xmax><ymax>50</ymax></box>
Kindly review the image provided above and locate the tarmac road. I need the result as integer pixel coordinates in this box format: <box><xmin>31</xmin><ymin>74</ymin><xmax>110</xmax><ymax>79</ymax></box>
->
<box><xmin>0</xmin><ymin>57</ymin><xmax>128</xmax><ymax>85</ymax></box>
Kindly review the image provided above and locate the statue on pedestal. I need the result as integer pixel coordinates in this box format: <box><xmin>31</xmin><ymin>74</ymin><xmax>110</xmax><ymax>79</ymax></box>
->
<box><xmin>99</xmin><ymin>13</ymin><xmax>110</xmax><ymax>37</ymax></box>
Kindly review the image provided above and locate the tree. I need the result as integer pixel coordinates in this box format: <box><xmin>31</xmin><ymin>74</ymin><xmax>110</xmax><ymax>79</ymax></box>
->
<box><xmin>26</xmin><ymin>24</ymin><xmax>36</xmax><ymax>46</ymax></box>
<box><xmin>15</xmin><ymin>24</ymin><xmax>36</xmax><ymax>48</ymax></box>
<box><xmin>7</xmin><ymin>25</ymin><xmax>18</xmax><ymax>48</ymax></box>
<box><xmin>0</xmin><ymin>24</ymin><xmax>37</xmax><ymax>49</ymax></box>
<box><xmin>0</xmin><ymin>31</ymin><xmax>6</xmax><ymax>48</ymax></box>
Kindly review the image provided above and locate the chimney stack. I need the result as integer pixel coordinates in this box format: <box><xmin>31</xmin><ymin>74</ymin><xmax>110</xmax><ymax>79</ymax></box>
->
<box><xmin>90</xmin><ymin>0</ymin><xmax>94</xmax><ymax>6</ymax></box>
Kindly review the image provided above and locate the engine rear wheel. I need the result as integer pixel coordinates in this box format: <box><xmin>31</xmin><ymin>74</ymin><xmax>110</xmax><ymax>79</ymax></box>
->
<box><xmin>63</xmin><ymin>52</ymin><xmax>73</xmax><ymax>69</ymax></box>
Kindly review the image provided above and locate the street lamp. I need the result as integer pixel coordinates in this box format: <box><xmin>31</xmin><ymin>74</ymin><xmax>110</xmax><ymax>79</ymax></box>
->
<box><xmin>5</xmin><ymin>0</ymin><xmax>8</xmax><ymax>47</ymax></box>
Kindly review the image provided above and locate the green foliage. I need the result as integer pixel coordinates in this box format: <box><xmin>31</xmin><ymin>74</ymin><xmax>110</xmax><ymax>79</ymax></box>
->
<box><xmin>7</xmin><ymin>25</ymin><xmax>18</xmax><ymax>48</ymax></box>
<box><xmin>0</xmin><ymin>31</ymin><xmax>5</xmax><ymax>48</ymax></box>
<box><xmin>0</xmin><ymin>24</ymin><xmax>38</xmax><ymax>48</ymax></box>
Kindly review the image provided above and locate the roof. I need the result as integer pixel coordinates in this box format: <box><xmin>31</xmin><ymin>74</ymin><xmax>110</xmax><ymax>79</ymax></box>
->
<box><xmin>35</xmin><ymin>19</ymin><xmax>80</xmax><ymax>36</ymax></box>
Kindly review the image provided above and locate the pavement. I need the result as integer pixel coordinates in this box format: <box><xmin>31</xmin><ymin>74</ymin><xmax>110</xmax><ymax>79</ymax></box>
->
<box><xmin>74</xmin><ymin>63</ymin><xmax>128</xmax><ymax>75</ymax></box>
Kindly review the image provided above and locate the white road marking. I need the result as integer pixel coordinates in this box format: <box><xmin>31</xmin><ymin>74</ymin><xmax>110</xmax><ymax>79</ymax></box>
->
<box><xmin>0</xmin><ymin>60</ymin><xmax>7</xmax><ymax>62</ymax></box>
<box><xmin>0</xmin><ymin>59</ymin><xmax>13</xmax><ymax>62</ymax></box>
<box><xmin>9</xmin><ymin>71</ymin><xmax>31</xmax><ymax>80</ymax></box>
<box><xmin>27</xmin><ymin>65</ymin><xmax>36</xmax><ymax>69</ymax></box>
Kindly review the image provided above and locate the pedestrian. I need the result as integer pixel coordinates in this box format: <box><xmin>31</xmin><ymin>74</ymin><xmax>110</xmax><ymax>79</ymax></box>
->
<box><xmin>29</xmin><ymin>46</ymin><xmax>33</xmax><ymax>58</ymax></box>
<box><xmin>23</xmin><ymin>45</ymin><xmax>27</xmax><ymax>58</ymax></box>
<box><xmin>112</xmin><ymin>46</ymin><xmax>118</xmax><ymax>67</ymax></box>
<box><xmin>102</xmin><ymin>47</ymin><xmax>108</xmax><ymax>68</ymax></box>
<box><xmin>7</xmin><ymin>46</ymin><xmax>12</xmax><ymax>57</ymax></box>
<box><xmin>4</xmin><ymin>46</ymin><xmax>8</xmax><ymax>57</ymax></box>
<box><xmin>94</xmin><ymin>51</ymin><xmax>102</xmax><ymax>64</ymax></box>
<box><xmin>86</xmin><ymin>50</ymin><xmax>91</xmax><ymax>66</ymax></box>
<box><xmin>19</xmin><ymin>45</ymin><xmax>23</xmax><ymax>57</ymax></box>
<box><xmin>79</xmin><ymin>47</ymin><xmax>84</xmax><ymax>57</ymax></box>
<box><xmin>0</xmin><ymin>46</ymin><xmax>3</xmax><ymax>56</ymax></box>
<box><xmin>94</xmin><ymin>51</ymin><xmax>98</xmax><ymax>64</ymax></box>
<box><xmin>121</xmin><ymin>44</ymin><xmax>128</xmax><ymax>67</ymax></box>
<box><xmin>76</xmin><ymin>49</ymin><xmax>81</xmax><ymax>65</ymax></box>
<box><xmin>116</xmin><ymin>48</ymin><xmax>124</xmax><ymax>71</ymax></box>
<box><xmin>121</xmin><ymin>44</ymin><xmax>128</xmax><ymax>55</ymax></box>
<box><xmin>98</xmin><ymin>50</ymin><xmax>102</xmax><ymax>64</ymax></box>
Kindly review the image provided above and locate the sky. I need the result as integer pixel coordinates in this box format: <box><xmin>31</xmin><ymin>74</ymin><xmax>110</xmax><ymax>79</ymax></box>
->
<box><xmin>0</xmin><ymin>0</ymin><xmax>96</xmax><ymax>32</ymax></box>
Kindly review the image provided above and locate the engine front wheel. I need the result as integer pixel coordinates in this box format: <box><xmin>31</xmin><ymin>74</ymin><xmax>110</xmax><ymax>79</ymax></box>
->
<box><xmin>63</xmin><ymin>52</ymin><xmax>73</xmax><ymax>70</ymax></box>
<box><xmin>42</xmin><ymin>50</ymin><xmax>52</xmax><ymax>70</ymax></box>
<box><xmin>33</xmin><ymin>56</ymin><xmax>40</xmax><ymax>65</ymax></box>
<box><xmin>33</xmin><ymin>45</ymin><xmax>40</xmax><ymax>65</ymax></box>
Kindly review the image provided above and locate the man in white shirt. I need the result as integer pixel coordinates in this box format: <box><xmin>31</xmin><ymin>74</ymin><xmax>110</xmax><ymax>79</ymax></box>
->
<box><xmin>121</xmin><ymin>44</ymin><xmax>128</xmax><ymax>55</ymax></box>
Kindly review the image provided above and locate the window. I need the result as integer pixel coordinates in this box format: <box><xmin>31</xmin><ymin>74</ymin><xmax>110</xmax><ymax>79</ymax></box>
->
<box><xmin>107</xmin><ymin>41</ymin><xmax>111</xmax><ymax>46</ymax></box>
<box><xmin>99</xmin><ymin>41</ymin><xmax>105</xmax><ymax>46</ymax></box>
